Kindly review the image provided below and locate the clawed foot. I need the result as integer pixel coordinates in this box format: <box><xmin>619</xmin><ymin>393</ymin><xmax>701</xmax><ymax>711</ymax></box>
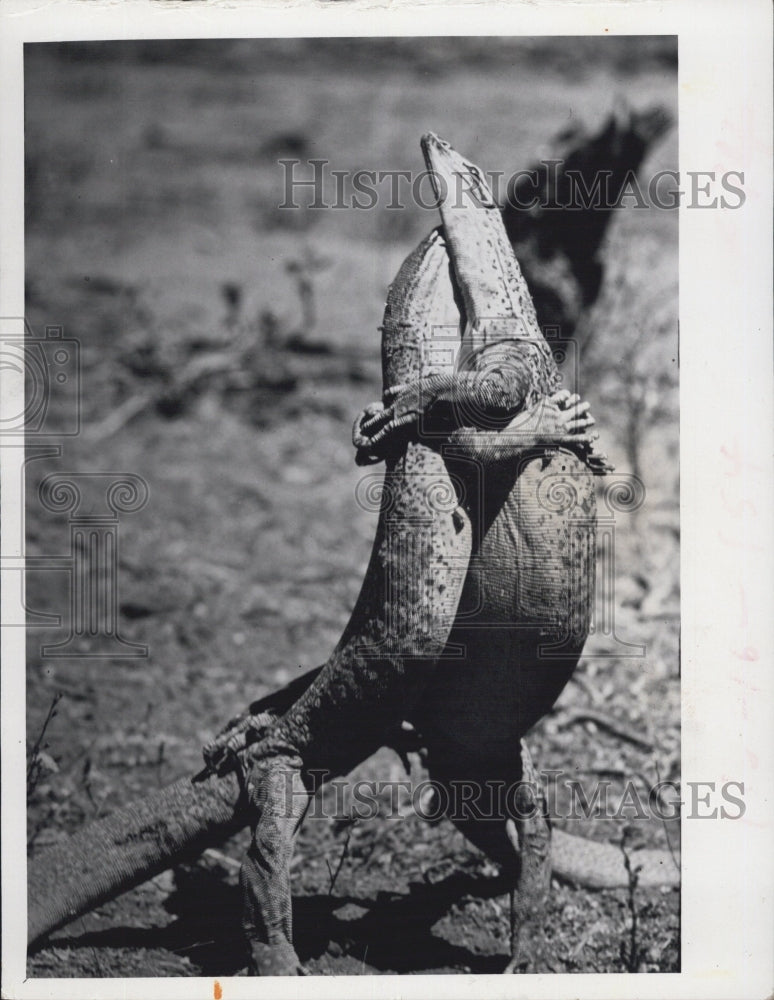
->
<box><xmin>201</xmin><ymin>709</ymin><xmax>278</xmax><ymax>776</ymax></box>
<box><xmin>508</xmin><ymin>390</ymin><xmax>614</xmax><ymax>475</ymax></box>
<box><xmin>504</xmin><ymin>930</ymin><xmax>556</xmax><ymax>974</ymax></box>
<box><xmin>352</xmin><ymin>383</ymin><xmax>427</xmax><ymax>464</ymax></box>
<box><xmin>248</xmin><ymin>940</ymin><xmax>306</xmax><ymax>976</ymax></box>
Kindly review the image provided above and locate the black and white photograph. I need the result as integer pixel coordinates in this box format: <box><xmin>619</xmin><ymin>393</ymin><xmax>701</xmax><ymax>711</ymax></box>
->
<box><xmin>1</xmin><ymin>3</ymin><xmax>771</xmax><ymax>997</ymax></box>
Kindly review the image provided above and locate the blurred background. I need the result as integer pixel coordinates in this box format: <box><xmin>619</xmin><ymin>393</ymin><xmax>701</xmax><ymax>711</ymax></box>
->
<box><xmin>25</xmin><ymin>37</ymin><xmax>679</xmax><ymax>976</ymax></box>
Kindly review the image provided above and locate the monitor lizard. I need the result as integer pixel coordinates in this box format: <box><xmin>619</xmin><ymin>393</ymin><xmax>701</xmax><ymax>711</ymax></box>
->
<box><xmin>28</xmin><ymin>134</ymin><xmax>676</xmax><ymax>975</ymax></box>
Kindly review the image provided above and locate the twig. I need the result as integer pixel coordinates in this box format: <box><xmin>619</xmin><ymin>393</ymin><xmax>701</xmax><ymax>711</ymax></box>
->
<box><xmin>203</xmin><ymin>848</ymin><xmax>242</xmax><ymax>874</ymax></box>
<box><xmin>326</xmin><ymin>821</ymin><xmax>356</xmax><ymax>895</ymax></box>
<box><xmin>654</xmin><ymin>760</ymin><xmax>681</xmax><ymax>873</ymax></box>
<box><xmin>81</xmin><ymin>757</ymin><xmax>100</xmax><ymax>816</ymax></box>
<box><xmin>87</xmin><ymin>393</ymin><xmax>154</xmax><ymax>443</ymax></box>
<box><xmin>90</xmin><ymin>945</ymin><xmax>108</xmax><ymax>977</ymax></box>
<box><xmin>556</xmin><ymin>706</ymin><xmax>655</xmax><ymax>752</ymax></box>
<box><xmin>155</xmin><ymin>740</ymin><xmax>166</xmax><ymax>788</ymax></box>
<box><xmin>621</xmin><ymin>764</ymin><xmax>681</xmax><ymax>874</ymax></box>
<box><xmin>619</xmin><ymin>826</ymin><xmax>642</xmax><ymax>972</ymax></box>
<box><xmin>89</xmin><ymin>352</ymin><xmax>237</xmax><ymax>444</ymax></box>
<box><xmin>572</xmin><ymin>766</ymin><xmax>628</xmax><ymax>779</ymax></box>
<box><xmin>173</xmin><ymin>939</ymin><xmax>218</xmax><ymax>954</ymax></box>
<box><xmin>568</xmin><ymin>670</ymin><xmax>601</xmax><ymax>705</ymax></box>
<box><xmin>27</xmin><ymin>692</ymin><xmax>62</xmax><ymax>795</ymax></box>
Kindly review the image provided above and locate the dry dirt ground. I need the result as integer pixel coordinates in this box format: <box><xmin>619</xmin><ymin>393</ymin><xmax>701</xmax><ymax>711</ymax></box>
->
<box><xmin>24</xmin><ymin>38</ymin><xmax>679</xmax><ymax>977</ymax></box>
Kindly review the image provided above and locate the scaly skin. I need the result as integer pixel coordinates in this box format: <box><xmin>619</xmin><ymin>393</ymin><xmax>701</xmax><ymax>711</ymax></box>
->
<box><xmin>28</xmin><ymin>223</ymin><xmax>476</xmax><ymax>964</ymax></box>
<box><xmin>230</xmin><ymin>134</ymin><xmax>610</xmax><ymax>975</ymax></box>
<box><xmin>407</xmin><ymin>134</ymin><xmax>599</xmax><ymax>971</ymax></box>
<box><xmin>27</xmin><ymin>135</ymin><xmax>677</xmax><ymax>971</ymax></box>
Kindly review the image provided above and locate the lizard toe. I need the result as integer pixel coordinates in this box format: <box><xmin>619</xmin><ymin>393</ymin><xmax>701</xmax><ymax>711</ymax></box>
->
<box><xmin>248</xmin><ymin>939</ymin><xmax>305</xmax><ymax>976</ymax></box>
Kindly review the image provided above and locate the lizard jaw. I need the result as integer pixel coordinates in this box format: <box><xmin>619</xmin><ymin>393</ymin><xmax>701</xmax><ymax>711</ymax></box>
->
<box><xmin>421</xmin><ymin>131</ymin><xmax>498</xmax><ymax>211</ymax></box>
<box><xmin>420</xmin><ymin>131</ymin><xmax>454</xmax><ymax>204</ymax></box>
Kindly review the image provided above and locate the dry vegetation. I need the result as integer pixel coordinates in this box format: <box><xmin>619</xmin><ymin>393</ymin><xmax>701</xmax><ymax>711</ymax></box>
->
<box><xmin>25</xmin><ymin>37</ymin><xmax>678</xmax><ymax>976</ymax></box>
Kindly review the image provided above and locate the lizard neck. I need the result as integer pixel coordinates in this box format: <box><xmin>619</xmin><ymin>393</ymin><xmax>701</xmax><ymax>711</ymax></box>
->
<box><xmin>428</xmin><ymin>147</ymin><xmax>559</xmax><ymax>391</ymax></box>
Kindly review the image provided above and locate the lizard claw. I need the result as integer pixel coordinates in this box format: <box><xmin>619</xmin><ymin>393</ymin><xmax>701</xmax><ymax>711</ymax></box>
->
<box><xmin>247</xmin><ymin>939</ymin><xmax>306</xmax><ymax>976</ymax></box>
<box><xmin>352</xmin><ymin>396</ymin><xmax>423</xmax><ymax>465</ymax></box>
<box><xmin>202</xmin><ymin>710</ymin><xmax>278</xmax><ymax>775</ymax></box>
<box><xmin>585</xmin><ymin>451</ymin><xmax>615</xmax><ymax>476</ymax></box>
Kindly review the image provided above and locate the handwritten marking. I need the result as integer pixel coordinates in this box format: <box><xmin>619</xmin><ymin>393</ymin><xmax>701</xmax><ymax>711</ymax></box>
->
<box><xmin>717</xmin><ymin>531</ymin><xmax>761</xmax><ymax>553</ymax></box>
<box><xmin>720</xmin><ymin>489</ymin><xmax>756</xmax><ymax>518</ymax></box>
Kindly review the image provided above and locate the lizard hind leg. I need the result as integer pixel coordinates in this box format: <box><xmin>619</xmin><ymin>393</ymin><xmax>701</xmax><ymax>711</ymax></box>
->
<box><xmin>426</xmin><ymin>738</ymin><xmax>553</xmax><ymax>973</ymax></box>
<box><xmin>503</xmin><ymin>740</ymin><xmax>553</xmax><ymax>974</ymax></box>
<box><xmin>239</xmin><ymin>740</ymin><xmax>312</xmax><ymax>976</ymax></box>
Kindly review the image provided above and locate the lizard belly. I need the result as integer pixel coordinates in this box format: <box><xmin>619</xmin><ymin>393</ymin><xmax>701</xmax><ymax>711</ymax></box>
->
<box><xmin>416</xmin><ymin>448</ymin><xmax>595</xmax><ymax>755</ymax></box>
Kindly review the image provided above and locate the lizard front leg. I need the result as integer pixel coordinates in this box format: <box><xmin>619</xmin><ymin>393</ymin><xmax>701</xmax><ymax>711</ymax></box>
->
<box><xmin>354</xmin><ymin>368</ymin><xmax>611</xmax><ymax>474</ymax></box>
<box><xmin>201</xmin><ymin>710</ymin><xmax>277</xmax><ymax>778</ymax></box>
<box><xmin>353</xmin><ymin>365</ymin><xmax>534</xmax><ymax>464</ymax></box>
<box><xmin>200</xmin><ymin>665</ymin><xmax>325</xmax><ymax>778</ymax></box>
<box><xmin>452</xmin><ymin>389</ymin><xmax>613</xmax><ymax>474</ymax></box>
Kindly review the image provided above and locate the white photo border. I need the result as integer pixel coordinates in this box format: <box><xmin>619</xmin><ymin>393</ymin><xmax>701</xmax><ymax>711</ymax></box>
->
<box><xmin>2</xmin><ymin>2</ymin><xmax>772</xmax><ymax>998</ymax></box>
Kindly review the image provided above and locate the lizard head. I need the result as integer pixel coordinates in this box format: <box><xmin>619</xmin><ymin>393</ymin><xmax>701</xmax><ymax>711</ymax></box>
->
<box><xmin>421</xmin><ymin>132</ymin><xmax>498</xmax><ymax>210</ymax></box>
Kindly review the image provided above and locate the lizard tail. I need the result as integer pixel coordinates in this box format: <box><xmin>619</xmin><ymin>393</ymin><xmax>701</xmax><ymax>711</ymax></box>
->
<box><xmin>28</xmin><ymin>770</ymin><xmax>246</xmax><ymax>948</ymax></box>
<box><xmin>552</xmin><ymin>828</ymin><xmax>679</xmax><ymax>890</ymax></box>
<box><xmin>28</xmin><ymin>768</ymin><xmax>679</xmax><ymax>949</ymax></box>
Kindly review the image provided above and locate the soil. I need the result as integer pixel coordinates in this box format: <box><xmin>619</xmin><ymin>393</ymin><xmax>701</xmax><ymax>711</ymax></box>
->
<box><xmin>24</xmin><ymin>37</ymin><xmax>679</xmax><ymax>978</ymax></box>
